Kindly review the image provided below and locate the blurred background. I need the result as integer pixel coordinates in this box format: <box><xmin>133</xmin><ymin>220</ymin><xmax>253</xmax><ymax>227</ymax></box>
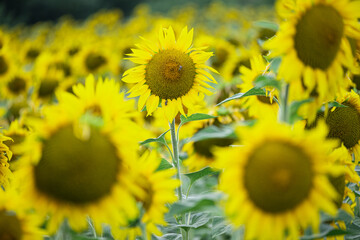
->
<box><xmin>0</xmin><ymin>0</ymin><xmax>276</xmax><ymax>25</ymax></box>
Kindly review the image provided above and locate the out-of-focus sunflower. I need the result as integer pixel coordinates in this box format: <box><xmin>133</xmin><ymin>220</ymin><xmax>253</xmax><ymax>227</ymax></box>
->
<box><xmin>112</xmin><ymin>151</ymin><xmax>179</xmax><ymax>239</ymax></box>
<box><xmin>0</xmin><ymin>48</ymin><xmax>15</xmax><ymax>84</ymax></box>
<box><xmin>57</xmin><ymin>74</ymin><xmax>140</xmax><ymax>125</ymax></box>
<box><xmin>72</xmin><ymin>42</ymin><xmax>120</xmax><ymax>77</ymax></box>
<box><xmin>2</xmin><ymin>119</ymin><xmax>29</xmax><ymax>171</ymax></box>
<box><xmin>0</xmin><ymin>188</ymin><xmax>45</xmax><ymax>239</ymax></box>
<box><xmin>265</xmin><ymin>0</ymin><xmax>360</xmax><ymax>105</ymax></box>
<box><xmin>216</xmin><ymin>120</ymin><xmax>340</xmax><ymax>240</ymax></box>
<box><xmin>183</xmin><ymin>126</ymin><xmax>237</xmax><ymax>172</ymax></box>
<box><xmin>238</xmin><ymin>55</ymin><xmax>279</xmax><ymax>119</ymax></box>
<box><xmin>15</xmin><ymin>101</ymin><xmax>140</xmax><ymax>234</ymax></box>
<box><xmin>1</xmin><ymin>68</ymin><xmax>31</xmax><ymax>100</ymax></box>
<box><xmin>328</xmin><ymin>146</ymin><xmax>359</xmax><ymax>216</ymax></box>
<box><xmin>122</xmin><ymin>26</ymin><xmax>218</xmax><ymax>122</ymax></box>
<box><xmin>0</xmin><ymin>133</ymin><xmax>12</xmax><ymax>189</ymax></box>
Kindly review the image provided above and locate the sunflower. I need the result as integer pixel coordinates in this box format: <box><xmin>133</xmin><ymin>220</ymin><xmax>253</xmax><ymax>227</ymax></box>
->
<box><xmin>0</xmin><ymin>47</ymin><xmax>15</xmax><ymax>85</ymax></box>
<box><xmin>265</xmin><ymin>0</ymin><xmax>360</xmax><ymax>105</ymax></box>
<box><xmin>112</xmin><ymin>151</ymin><xmax>179</xmax><ymax>239</ymax></box>
<box><xmin>238</xmin><ymin>54</ymin><xmax>279</xmax><ymax>119</ymax></box>
<box><xmin>14</xmin><ymin>100</ymin><xmax>140</xmax><ymax>234</ymax></box>
<box><xmin>0</xmin><ymin>133</ymin><xmax>12</xmax><ymax>189</ymax></box>
<box><xmin>328</xmin><ymin>146</ymin><xmax>359</xmax><ymax>216</ymax></box>
<box><xmin>323</xmin><ymin>146</ymin><xmax>360</xmax><ymax>240</ymax></box>
<box><xmin>308</xmin><ymin>90</ymin><xmax>360</xmax><ymax>163</ymax></box>
<box><xmin>122</xmin><ymin>26</ymin><xmax>218</xmax><ymax>122</ymax></box>
<box><xmin>0</xmin><ymin>187</ymin><xmax>45</xmax><ymax>240</ymax></box>
<box><xmin>56</xmin><ymin>74</ymin><xmax>140</xmax><ymax>125</ymax></box>
<box><xmin>72</xmin><ymin>42</ymin><xmax>119</xmax><ymax>77</ymax></box>
<box><xmin>2</xmin><ymin>119</ymin><xmax>29</xmax><ymax>171</ymax></box>
<box><xmin>183</xmin><ymin>126</ymin><xmax>237</xmax><ymax>172</ymax></box>
<box><xmin>1</xmin><ymin>68</ymin><xmax>31</xmax><ymax>100</ymax></box>
<box><xmin>216</xmin><ymin>120</ymin><xmax>340</xmax><ymax>240</ymax></box>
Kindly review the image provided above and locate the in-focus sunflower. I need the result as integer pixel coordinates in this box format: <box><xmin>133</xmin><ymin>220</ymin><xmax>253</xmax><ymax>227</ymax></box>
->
<box><xmin>308</xmin><ymin>90</ymin><xmax>360</xmax><ymax>162</ymax></box>
<box><xmin>15</xmin><ymin>101</ymin><xmax>140</xmax><ymax>234</ymax></box>
<box><xmin>265</xmin><ymin>0</ymin><xmax>360</xmax><ymax>104</ymax></box>
<box><xmin>0</xmin><ymin>133</ymin><xmax>12</xmax><ymax>189</ymax></box>
<box><xmin>122</xmin><ymin>26</ymin><xmax>218</xmax><ymax>121</ymax></box>
<box><xmin>112</xmin><ymin>151</ymin><xmax>179</xmax><ymax>239</ymax></box>
<box><xmin>216</xmin><ymin>120</ymin><xmax>340</xmax><ymax>240</ymax></box>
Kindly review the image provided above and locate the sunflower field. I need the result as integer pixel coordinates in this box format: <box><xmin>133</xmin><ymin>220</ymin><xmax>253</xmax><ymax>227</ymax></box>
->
<box><xmin>2</xmin><ymin>0</ymin><xmax>360</xmax><ymax>239</ymax></box>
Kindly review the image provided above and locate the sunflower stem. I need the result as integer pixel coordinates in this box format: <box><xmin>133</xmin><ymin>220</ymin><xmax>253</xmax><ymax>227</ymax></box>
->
<box><xmin>169</xmin><ymin>119</ymin><xmax>183</xmax><ymax>203</ymax></box>
<box><xmin>279</xmin><ymin>83</ymin><xmax>290</xmax><ymax>123</ymax></box>
<box><xmin>169</xmin><ymin>119</ymin><xmax>188</xmax><ymax>240</ymax></box>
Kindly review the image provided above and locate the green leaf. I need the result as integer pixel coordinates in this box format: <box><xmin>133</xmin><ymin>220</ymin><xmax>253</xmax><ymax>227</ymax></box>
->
<box><xmin>190</xmin><ymin>125</ymin><xmax>236</xmax><ymax>142</ymax></box>
<box><xmin>253</xmin><ymin>21</ymin><xmax>279</xmax><ymax>32</ymax></box>
<box><xmin>254</xmin><ymin>75</ymin><xmax>281</xmax><ymax>90</ymax></box>
<box><xmin>217</xmin><ymin>88</ymin><xmax>266</xmax><ymax>106</ymax></box>
<box><xmin>139</xmin><ymin>129</ymin><xmax>169</xmax><ymax>146</ymax></box>
<box><xmin>156</xmin><ymin>158</ymin><xmax>173</xmax><ymax>171</ymax></box>
<box><xmin>268</xmin><ymin>57</ymin><xmax>281</xmax><ymax>74</ymax></box>
<box><xmin>300</xmin><ymin>224</ymin><xmax>349</xmax><ymax>240</ymax></box>
<box><xmin>288</xmin><ymin>98</ymin><xmax>313</xmax><ymax>124</ymax></box>
<box><xmin>327</xmin><ymin>101</ymin><xmax>348</xmax><ymax>108</ymax></box>
<box><xmin>178</xmin><ymin>212</ymin><xmax>211</xmax><ymax>230</ymax></box>
<box><xmin>153</xmin><ymin>233</ymin><xmax>182</xmax><ymax>240</ymax></box>
<box><xmin>180</xmin><ymin>113</ymin><xmax>216</xmax><ymax>126</ymax></box>
<box><xmin>183</xmin><ymin>167</ymin><xmax>217</xmax><ymax>185</ymax></box>
<box><xmin>211</xmin><ymin>216</ymin><xmax>233</xmax><ymax>238</ymax></box>
<box><xmin>169</xmin><ymin>192</ymin><xmax>223</xmax><ymax>215</ymax></box>
<box><xmin>79</xmin><ymin>112</ymin><xmax>104</xmax><ymax>128</ymax></box>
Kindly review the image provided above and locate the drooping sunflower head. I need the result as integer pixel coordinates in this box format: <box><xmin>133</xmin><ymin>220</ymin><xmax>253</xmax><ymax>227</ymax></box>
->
<box><xmin>122</xmin><ymin>26</ymin><xmax>218</xmax><ymax>122</ymax></box>
<box><xmin>217</xmin><ymin>120</ymin><xmax>340</xmax><ymax>239</ymax></box>
<box><xmin>265</xmin><ymin>0</ymin><xmax>360</xmax><ymax>103</ymax></box>
<box><xmin>15</xmin><ymin>100</ymin><xmax>140</xmax><ymax>233</ymax></box>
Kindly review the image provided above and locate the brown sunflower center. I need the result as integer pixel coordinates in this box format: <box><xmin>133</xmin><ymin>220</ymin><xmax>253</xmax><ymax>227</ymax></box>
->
<box><xmin>244</xmin><ymin>141</ymin><xmax>313</xmax><ymax>213</ymax></box>
<box><xmin>326</xmin><ymin>103</ymin><xmax>360</xmax><ymax>148</ymax></box>
<box><xmin>294</xmin><ymin>4</ymin><xmax>344</xmax><ymax>70</ymax></box>
<box><xmin>38</xmin><ymin>79</ymin><xmax>59</xmax><ymax>98</ymax></box>
<box><xmin>0</xmin><ymin>211</ymin><xmax>23</xmax><ymax>240</ymax></box>
<box><xmin>7</xmin><ymin>77</ymin><xmax>26</xmax><ymax>94</ymax></box>
<box><xmin>26</xmin><ymin>48</ymin><xmax>40</xmax><ymax>60</ymax></box>
<box><xmin>145</xmin><ymin>49</ymin><xmax>195</xmax><ymax>99</ymax></box>
<box><xmin>328</xmin><ymin>174</ymin><xmax>345</xmax><ymax>209</ymax></box>
<box><xmin>256</xmin><ymin>95</ymin><xmax>275</xmax><ymax>105</ymax></box>
<box><xmin>85</xmin><ymin>53</ymin><xmax>107</xmax><ymax>71</ymax></box>
<box><xmin>0</xmin><ymin>56</ymin><xmax>8</xmax><ymax>75</ymax></box>
<box><xmin>194</xmin><ymin>137</ymin><xmax>235</xmax><ymax>158</ymax></box>
<box><xmin>351</xmin><ymin>74</ymin><xmax>360</xmax><ymax>90</ymax></box>
<box><xmin>49</xmin><ymin>62</ymin><xmax>72</xmax><ymax>77</ymax></box>
<box><xmin>34</xmin><ymin>125</ymin><xmax>119</xmax><ymax>204</ymax></box>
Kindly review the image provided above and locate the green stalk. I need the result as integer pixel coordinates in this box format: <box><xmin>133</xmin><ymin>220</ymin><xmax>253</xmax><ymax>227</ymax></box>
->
<box><xmin>278</xmin><ymin>83</ymin><xmax>290</xmax><ymax>123</ymax></box>
<box><xmin>169</xmin><ymin>119</ymin><xmax>183</xmax><ymax>202</ymax></box>
<box><xmin>169</xmin><ymin>119</ymin><xmax>189</xmax><ymax>240</ymax></box>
